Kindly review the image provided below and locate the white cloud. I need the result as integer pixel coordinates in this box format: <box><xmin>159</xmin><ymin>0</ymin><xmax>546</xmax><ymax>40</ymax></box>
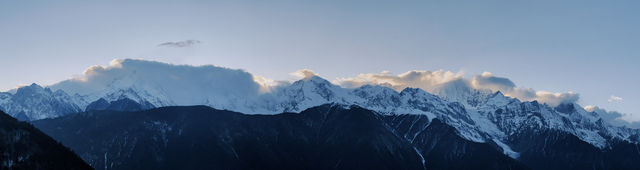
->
<box><xmin>468</xmin><ymin>72</ymin><xmax>578</xmax><ymax>106</ymax></box>
<box><xmin>50</xmin><ymin>59</ymin><xmax>263</xmax><ymax>105</ymax></box>
<box><xmin>584</xmin><ymin>105</ymin><xmax>597</xmax><ymax>112</ymax></box>
<box><xmin>608</xmin><ymin>95</ymin><xmax>623</xmax><ymax>103</ymax></box>
<box><xmin>336</xmin><ymin>70</ymin><xmax>463</xmax><ymax>92</ymax></box>
<box><xmin>335</xmin><ymin>70</ymin><xmax>579</xmax><ymax>106</ymax></box>
<box><xmin>61</xmin><ymin>61</ymin><xmax>583</xmax><ymax>107</ymax></box>
<box><xmin>471</xmin><ymin>71</ymin><xmax>516</xmax><ymax>92</ymax></box>
<box><xmin>534</xmin><ymin>91</ymin><xmax>579</xmax><ymax>106</ymax></box>
<box><xmin>253</xmin><ymin>75</ymin><xmax>289</xmax><ymax>94</ymax></box>
<box><xmin>290</xmin><ymin>69</ymin><xmax>319</xmax><ymax>79</ymax></box>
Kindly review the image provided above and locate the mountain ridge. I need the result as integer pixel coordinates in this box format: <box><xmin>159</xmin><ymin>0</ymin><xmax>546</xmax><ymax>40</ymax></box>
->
<box><xmin>2</xmin><ymin>74</ymin><xmax>639</xmax><ymax>160</ymax></box>
<box><xmin>33</xmin><ymin>104</ymin><xmax>529</xmax><ymax>170</ymax></box>
<box><xmin>32</xmin><ymin>104</ymin><xmax>640</xmax><ymax>169</ymax></box>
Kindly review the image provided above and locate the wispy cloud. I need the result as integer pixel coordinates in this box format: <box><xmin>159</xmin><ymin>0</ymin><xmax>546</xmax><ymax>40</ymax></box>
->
<box><xmin>608</xmin><ymin>95</ymin><xmax>623</xmax><ymax>102</ymax></box>
<box><xmin>157</xmin><ymin>40</ymin><xmax>201</xmax><ymax>48</ymax></box>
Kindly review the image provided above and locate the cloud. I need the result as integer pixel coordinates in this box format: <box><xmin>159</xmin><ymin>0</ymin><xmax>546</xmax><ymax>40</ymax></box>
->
<box><xmin>608</xmin><ymin>95</ymin><xmax>623</xmax><ymax>103</ymax></box>
<box><xmin>534</xmin><ymin>91</ymin><xmax>579</xmax><ymax>106</ymax></box>
<box><xmin>50</xmin><ymin>59</ymin><xmax>264</xmax><ymax>106</ymax></box>
<box><xmin>336</xmin><ymin>70</ymin><xmax>578</xmax><ymax>106</ymax></box>
<box><xmin>468</xmin><ymin>72</ymin><xmax>578</xmax><ymax>105</ymax></box>
<box><xmin>291</xmin><ymin>69</ymin><xmax>319</xmax><ymax>79</ymax></box>
<box><xmin>253</xmin><ymin>75</ymin><xmax>290</xmax><ymax>93</ymax></box>
<box><xmin>336</xmin><ymin>70</ymin><xmax>463</xmax><ymax>91</ymax></box>
<box><xmin>157</xmin><ymin>40</ymin><xmax>201</xmax><ymax>48</ymax></box>
<box><xmin>584</xmin><ymin>105</ymin><xmax>640</xmax><ymax>128</ymax></box>
<box><xmin>471</xmin><ymin>72</ymin><xmax>516</xmax><ymax>91</ymax></box>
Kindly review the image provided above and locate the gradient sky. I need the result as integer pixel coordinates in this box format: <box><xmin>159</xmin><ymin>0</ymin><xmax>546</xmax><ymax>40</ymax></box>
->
<box><xmin>1</xmin><ymin>0</ymin><xmax>638</xmax><ymax>120</ymax></box>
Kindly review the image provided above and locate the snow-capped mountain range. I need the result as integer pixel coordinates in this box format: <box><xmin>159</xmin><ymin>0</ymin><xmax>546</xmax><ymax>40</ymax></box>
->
<box><xmin>1</xmin><ymin>59</ymin><xmax>638</xmax><ymax>159</ymax></box>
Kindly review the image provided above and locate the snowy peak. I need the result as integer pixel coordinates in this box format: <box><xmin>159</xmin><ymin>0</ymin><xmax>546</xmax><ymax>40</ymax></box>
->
<box><xmin>270</xmin><ymin>76</ymin><xmax>349</xmax><ymax>112</ymax></box>
<box><xmin>288</xmin><ymin>75</ymin><xmax>342</xmax><ymax>101</ymax></box>
<box><xmin>432</xmin><ymin>79</ymin><xmax>473</xmax><ymax>101</ymax></box>
<box><xmin>400</xmin><ymin>87</ymin><xmax>433</xmax><ymax>97</ymax></box>
<box><xmin>0</xmin><ymin>83</ymin><xmax>82</xmax><ymax>120</ymax></box>
<box><xmin>399</xmin><ymin>87</ymin><xmax>445</xmax><ymax>111</ymax></box>
<box><xmin>15</xmin><ymin>83</ymin><xmax>49</xmax><ymax>95</ymax></box>
<box><xmin>351</xmin><ymin>85</ymin><xmax>402</xmax><ymax>112</ymax></box>
<box><xmin>430</xmin><ymin>79</ymin><xmax>500</xmax><ymax>108</ymax></box>
<box><xmin>294</xmin><ymin>75</ymin><xmax>334</xmax><ymax>85</ymax></box>
<box><xmin>354</xmin><ymin>85</ymin><xmax>399</xmax><ymax>98</ymax></box>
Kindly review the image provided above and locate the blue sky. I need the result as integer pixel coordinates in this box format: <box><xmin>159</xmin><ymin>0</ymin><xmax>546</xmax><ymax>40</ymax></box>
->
<box><xmin>0</xmin><ymin>0</ymin><xmax>638</xmax><ymax>120</ymax></box>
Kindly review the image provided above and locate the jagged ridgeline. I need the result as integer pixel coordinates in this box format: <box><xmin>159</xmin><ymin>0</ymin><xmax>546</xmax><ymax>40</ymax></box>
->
<box><xmin>6</xmin><ymin>75</ymin><xmax>640</xmax><ymax>150</ymax></box>
<box><xmin>0</xmin><ymin>110</ymin><xmax>91</xmax><ymax>169</ymax></box>
<box><xmin>3</xmin><ymin>59</ymin><xmax>640</xmax><ymax>169</ymax></box>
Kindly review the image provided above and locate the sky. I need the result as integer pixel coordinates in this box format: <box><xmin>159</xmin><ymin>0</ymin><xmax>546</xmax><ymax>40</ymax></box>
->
<box><xmin>0</xmin><ymin>0</ymin><xmax>638</xmax><ymax>121</ymax></box>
